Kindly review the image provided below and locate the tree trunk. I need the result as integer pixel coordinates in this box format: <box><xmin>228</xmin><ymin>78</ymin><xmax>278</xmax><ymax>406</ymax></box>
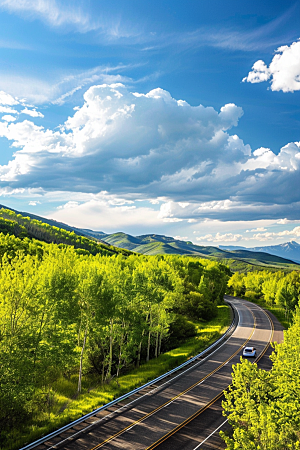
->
<box><xmin>106</xmin><ymin>318</ymin><xmax>114</xmax><ymax>381</ymax></box>
<box><xmin>155</xmin><ymin>330</ymin><xmax>159</xmax><ymax>358</ymax></box>
<box><xmin>146</xmin><ymin>309</ymin><xmax>152</xmax><ymax>362</ymax></box>
<box><xmin>137</xmin><ymin>337</ymin><xmax>143</xmax><ymax>368</ymax></box>
<box><xmin>158</xmin><ymin>330</ymin><xmax>162</xmax><ymax>356</ymax></box>
<box><xmin>117</xmin><ymin>327</ymin><xmax>124</xmax><ymax>378</ymax></box>
<box><xmin>78</xmin><ymin>322</ymin><xmax>88</xmax><ymax>393</ymax></box>
<box><xmin>146</xmin><ymin>329</ymin><xmax>151</xmax><ymax>362</ymax></box>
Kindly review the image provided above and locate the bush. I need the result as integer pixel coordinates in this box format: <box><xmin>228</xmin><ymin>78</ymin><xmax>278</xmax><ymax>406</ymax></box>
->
<box><xmin>165</xmin><ymin>315</ymin><xmax>197</xmax><ymax>349</ymax></box>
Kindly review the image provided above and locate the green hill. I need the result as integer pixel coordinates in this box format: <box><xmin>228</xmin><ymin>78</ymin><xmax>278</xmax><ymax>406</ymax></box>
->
<box><xmin>0</xmin><ymin>207</ymin><xmax>131</xmax><ymax>257</ymax></box>
<box><xmin>0</xmin><ymin>203</ymin><xmax>299</xmax><ymax>271</ymax></box>
<box><xmin>103</xmin><ymin>232</ymin><xmax>299</xmax><ymax>270</ymax></box>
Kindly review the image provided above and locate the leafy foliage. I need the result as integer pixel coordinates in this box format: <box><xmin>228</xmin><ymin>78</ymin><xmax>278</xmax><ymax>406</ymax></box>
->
<box><xmin>0</xmin><ymin>208</ymin><xmax>131</xmax><ymax>257</ymax></box>
<box><xmin>0</xmin><ymin>231</ymin><xmax>230</xmax><ymax>447</ymax></box>
<box><xmin>228</xmin><ymin>269</ymin><xmax>300</xmax><ymax>322</ymax></box>
<box><xmin>221</xmin><ymin>308</ymin><xmax>300</xmax><ymax>449</ymax></box>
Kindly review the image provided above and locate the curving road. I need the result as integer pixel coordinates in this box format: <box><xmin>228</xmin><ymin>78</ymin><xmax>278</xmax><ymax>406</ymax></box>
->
<box><xmin>150</xmin><ymin>297</ymin><xmax>285</xmax><ymax>450</ymax></box>
<box><xmin>36</xmin><ymin>296</ymin><xmax>283</xmax><ymax>450</ymax></box>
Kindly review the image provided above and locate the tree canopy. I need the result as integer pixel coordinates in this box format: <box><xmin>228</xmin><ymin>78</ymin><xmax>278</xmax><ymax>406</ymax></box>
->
<box><xmin>0</xmin><ymin>230</ymin><xmax>230</xmax><ymax>443</ymax></box>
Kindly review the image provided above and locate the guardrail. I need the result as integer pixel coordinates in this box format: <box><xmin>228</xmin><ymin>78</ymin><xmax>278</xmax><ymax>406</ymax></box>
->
<box><xmin>20</xmin><ymin>299</ymin><xmax>237</xmax><ymax>450</ymax></box>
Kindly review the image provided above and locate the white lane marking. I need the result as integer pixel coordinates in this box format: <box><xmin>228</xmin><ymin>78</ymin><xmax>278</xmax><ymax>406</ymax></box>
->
<box><xmin>240</xmin><ymin>299</ymin><xmax>273</xmax><ymax>360</ymax></box>
<box><xmin>46</xmin><ymin>300</ymin><xmax>242</xmax><ymax>450</ymax></box>
<box><xmin>192</xmin><ymin>419</ymin><xmax>228</xmax><ymax>449</ymax></box>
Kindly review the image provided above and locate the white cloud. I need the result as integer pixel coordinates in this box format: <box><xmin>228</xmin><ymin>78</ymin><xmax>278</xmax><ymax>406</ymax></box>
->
<box><xmin>0</xmin><ymin>83</ymin><xmax>300</xmax><ymax>224</ymax></box>
<box><xmin>50</xmin><ymin>197</ymin><xmax>162</xmax><ymax>232</ymax></box>
<box><xmin>276</xmin><ymin>218</ymin><xmax>300</xmax><ymax>225</ymax></box>
<box><xmin>0</xmin><ymin>106</ymin><xmax>18</xmax><ymax>113</ymax></box>
<box><xmin>195</xmin><ymin>225</ymin><xmax>300</xmax><ymax>244</ymax></box>
<box><xmin>21</xmin><ymin>108</ymin><xmax>44</xmax><ymax>118</ymax></box>
<box><xmin>28</xmin><ymin>200</ymin><xmax>41</xmax><ymax>206</ymax></box>
<box><xmin>1</xmin><ymin>114</ymin><xmax>16</xmax><ymax>122</ymax></box>
<box><xmin>0</xmin><ymin>90</ymin><xmax>19</xmax><ymax>105</ymax></box>
<box><xmin>0</xmin><ymin>0</ymin><xmax>142</xmax><ymax>39</ymax></box>
<box><xmin>0</xmin><ymin>0</ymin><xmax>97</xmax><ymax>32</ymax></box>
<box><xmin>57</xmin><ymin>200</ymin><xmax>79</xmax><ymax>210</ymax></box>
<box><xmin>243</xmin><ymin>39</ymin><xmax>300</xmax><ymax>92</ymax></box>
<box><xmin>253</xmin><ymin>227</ymin><xmax>300</xmax><ymax>240</ymax></box>
<box><xmin>0</xmin><ymin>65</ymin><xmax>131</xmax><ymax>105</ymax></box>
<box><xmin>196</xmin><ymin>232</ymin><xmax>243</xmax><ymax>243</ymax></box>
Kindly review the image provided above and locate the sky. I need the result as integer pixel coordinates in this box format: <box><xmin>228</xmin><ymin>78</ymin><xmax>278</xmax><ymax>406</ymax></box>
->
<box><xmin>0</xmin><ymin>0</ymin><xmax>300</xmax><ymax>247</ymax></box>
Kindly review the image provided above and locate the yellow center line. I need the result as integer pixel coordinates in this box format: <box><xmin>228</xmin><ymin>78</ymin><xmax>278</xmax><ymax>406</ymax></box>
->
<box><xmin>145</xmin><ymin>306</ymin><xmax>275</xmax><ymax>450</ymax></box>
<box><xmin>89</xmin><ymin>304</ymin><xmax>257</xmax><ymax>450</ymax></box>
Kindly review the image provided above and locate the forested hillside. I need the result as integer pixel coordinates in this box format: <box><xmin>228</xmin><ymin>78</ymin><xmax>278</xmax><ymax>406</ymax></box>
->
<box><xmin>0</xmin><ymin>208</ymin><xmax>131</xmax><ymax>257</ymax></box>
<box><xmin>101</xmin><ymin>232</ymin><xmax>299</xmax><ymax>269</ymax></box>
<box><xmin>1</xmin><ymin>205</ymin><xmax>299</xmax><ymax>271</ymax></box>
<box><xmin>0</xmin><ymin>229</ymin><xmax>230</xmax><ymax>448</ymax></box>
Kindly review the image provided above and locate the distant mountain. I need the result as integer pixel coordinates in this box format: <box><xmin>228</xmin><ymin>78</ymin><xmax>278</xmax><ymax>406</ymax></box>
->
<box><xmin>1</xmin><ymin>203</ymin><xmax>299</xmax><ymax>270</ymax></box>
<box><xmin>220</xmin><ymin>241</ymin><xmax>300</xmax><ymax>264</ymax></box>
<box><xmin>101</xmin><ymin>232</ymin><xmax>300</xmax><ymax>269</ymax></box>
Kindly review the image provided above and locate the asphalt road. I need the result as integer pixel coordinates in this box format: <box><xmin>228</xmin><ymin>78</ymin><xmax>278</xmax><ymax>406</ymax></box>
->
<box><xmin>39</xmin><ymin>297</ymin><xmax>281</xmax><ymax>450</ymax></box>
<box><xmin>151</xmin><ymin>300</ymin><xmax>285</xmax><ymax>450</ymax></box>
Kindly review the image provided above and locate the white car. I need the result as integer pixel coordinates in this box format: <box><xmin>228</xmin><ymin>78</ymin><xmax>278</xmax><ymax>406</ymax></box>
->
<box><xmin>242</xmin><ymin>346</ymin><xmax>256</xmax><ymax>358</ymax></box>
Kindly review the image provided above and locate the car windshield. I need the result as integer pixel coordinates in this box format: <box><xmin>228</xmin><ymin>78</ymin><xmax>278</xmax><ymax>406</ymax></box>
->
<box><xmin>244</xmin><ymin>348</ymin><xmax>253</xmax><ymax>352</ymax></box>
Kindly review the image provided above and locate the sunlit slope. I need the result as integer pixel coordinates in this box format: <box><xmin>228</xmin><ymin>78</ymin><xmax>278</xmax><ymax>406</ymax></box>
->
<box><xmin>0</xmin><ymin>207</ymin><xmax>131</xmax><ymax>257</ymax></box>
<box><xmin>0</xmin><ymin>203</ymin><xmax>299</xmax><ymax>269</ymax></box>
<box><xmin>103</xmin><ymin>232</ymin><xmax>299</xmax><ymax>268</ymax></box>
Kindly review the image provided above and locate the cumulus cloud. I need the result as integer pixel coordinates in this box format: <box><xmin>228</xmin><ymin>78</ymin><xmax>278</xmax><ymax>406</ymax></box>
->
<box><xmin>243</xmin><ymin>39</ymin><xmax>300</xmax><ymax>92</ymax></box>
<box><xmin>50</xmin><ymin>197</ymin><xmax>162</xmax><ymax>232</ymax></box>
<box><xmin>252</xmin><ymin>227</ymin><xmax>300</xmax><ymax>240</ymax></box>
<box><xmin>0</xmin><ymin>84</ymin><xmax>245</xmax><ymax>191</ymax></box>
<box><xmin>196</xmin><ymin>232</ymin><xmax>243</xmax><ymax>243</ymax></box>
<box><xmin>0</xmin><ymin>106</ymin><xmax>18</xmax><ymax>113</ymax></box>
<box><xmin>0</xmin><ymin>83</ymin><xmax>300</xmax><ymax>223</ymax></box>
<box><xmin>1</xmin><ymin>114</ymin><xmax>16</xmax><ymax>122</ymax></box>
<box><xmin>195</xmin><ymin>226</ymin><xmax>300</xmax><ymax>244</ymax></box>
<box><xmin>0</xmin><ymin>90</ymin><xmax>19</xmax><ymax>105</ymax></box>
<box><xmin>21</xmin><ymin>108</ymin><xmax>44</xmax><ymax>118</ymax></box>
<box><xmin>28</xmin><ymin>200</ymin><xmax>41</xmax><ymax>206</ymax></box>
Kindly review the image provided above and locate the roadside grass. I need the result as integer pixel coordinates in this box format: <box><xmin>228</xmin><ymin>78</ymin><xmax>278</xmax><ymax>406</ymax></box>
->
<box><xmin>7</xmin><ymin>304</ymin><xmax>231</xmax><ymax>450</ymax></box>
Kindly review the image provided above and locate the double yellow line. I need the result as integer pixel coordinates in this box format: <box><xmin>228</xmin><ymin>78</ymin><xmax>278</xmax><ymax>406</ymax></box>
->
<box><xmin>90</xmin><ymin>304</ymin><xmax>259</xmax><ymax>450</ymax></box>
<box><xmin>145</xmin><ymin>306</ymin><xmax>275</xmax><ymax>450</ymax></box>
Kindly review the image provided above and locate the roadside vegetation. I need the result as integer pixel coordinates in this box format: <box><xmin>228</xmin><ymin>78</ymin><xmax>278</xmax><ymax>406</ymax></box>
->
<box><xmin>6</xmin><ymin>306</ymin><xmax>230</xmax><ymax>450</ymax></box>
<box><xmin>0</xmin><ymin>217</ymin><xmax>231</xmax><ymax>450</ymax></box>
<box><xmin>222</xmin><ymin>268</ymin><xmax>300</xmax><ymax>449</ymax></box>
<box><xmin>222</xmin><ymin>306</ymin><xmax>300</xmax><ymax>449</ymax></box>
<box><xmin>3</xmin><ymin>207</ymin><xmax>299</xmax><ymax>450</ymax></box>
<box><xmin>228</xmin><ymin>269</ymin><xmax>300</xmax><ymax>328</ymax></box>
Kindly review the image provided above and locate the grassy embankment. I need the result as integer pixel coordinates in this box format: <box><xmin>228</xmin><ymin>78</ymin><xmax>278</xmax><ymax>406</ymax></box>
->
<box><xmin>8</xmin><ymin>305</ymin><xmax>231</xmax><ymax>450</ymax></box>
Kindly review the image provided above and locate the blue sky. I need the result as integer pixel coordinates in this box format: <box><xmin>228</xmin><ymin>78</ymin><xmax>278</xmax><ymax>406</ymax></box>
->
<box><xmin>0</xmin><ymin>0</ymin><xmax>300</xmax><ymax>246</ymax></box>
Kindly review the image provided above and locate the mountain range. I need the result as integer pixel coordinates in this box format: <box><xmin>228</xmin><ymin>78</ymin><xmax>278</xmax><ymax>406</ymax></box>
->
<box><xmin>0</xmin><ymin>203</ymin><xmax>299</xmax><ymax>270</ymax></box>
<box><xmin>220</xmin><ymin>241</ymin><xmax>300</xmax><ymax>264</ymax></box>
